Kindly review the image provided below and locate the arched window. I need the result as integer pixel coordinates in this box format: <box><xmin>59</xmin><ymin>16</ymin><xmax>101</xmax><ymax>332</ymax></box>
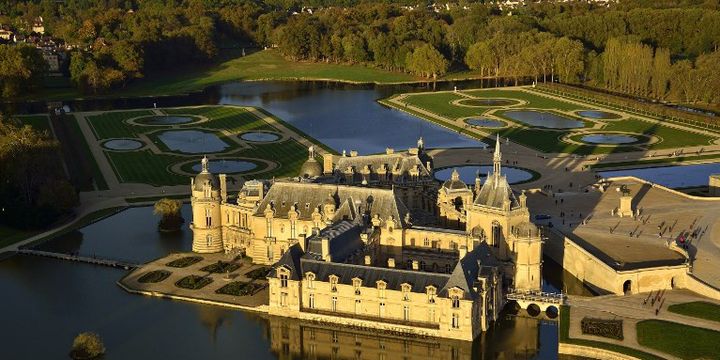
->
<box><xmin>205</xmin><ymin>208</ymin><xmax>212</xmax><ymax>227</ymax></box>
<box><xmin>492</xmin><ymin>222</ymin><xmax>501</xmax><ymax>247</ymax></box>
<box><xmin>451</xmin><ymin>313</ymin><xmax>460</xmax><ymax>328</ymax></box>
<box><xmin>206</xmin><ymin>234</ymin><xmax>212</xmax><ymax>246</ymax></box>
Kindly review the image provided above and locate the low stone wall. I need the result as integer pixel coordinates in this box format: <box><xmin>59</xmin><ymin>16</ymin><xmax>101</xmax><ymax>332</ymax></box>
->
<box><xmin>684</xmin><ymin>275</ymin><xmax>720</xmax><ymax>300</ymax></box>
<box><xmin>558</xmin><ymin>343</ymin><xmax>641</xmax><ymax>360</ymax></box>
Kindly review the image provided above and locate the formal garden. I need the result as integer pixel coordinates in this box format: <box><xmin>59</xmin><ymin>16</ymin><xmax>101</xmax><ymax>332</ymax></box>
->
<box><xmin>76</xmin><ymin>105</ymin><xmax>327</xmax><ymax>187</ymax></box>
<box><xmin>383</xmin><ymin>87</ymin><xmax>719</xmax><ymax>156</ymax></box>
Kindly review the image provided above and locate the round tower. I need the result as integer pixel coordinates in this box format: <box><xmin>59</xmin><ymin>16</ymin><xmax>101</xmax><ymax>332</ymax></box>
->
<box><xmin>191</xmin><ymin>156</ymin><xmax>224</xmax><ymax>253</ymax></box>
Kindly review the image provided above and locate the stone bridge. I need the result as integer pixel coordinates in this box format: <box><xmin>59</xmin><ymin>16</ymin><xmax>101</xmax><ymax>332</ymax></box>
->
<box><xmin>507</xmin><ymin>289</ymin><xmax>566</xmax><ymax>313</ymax></box>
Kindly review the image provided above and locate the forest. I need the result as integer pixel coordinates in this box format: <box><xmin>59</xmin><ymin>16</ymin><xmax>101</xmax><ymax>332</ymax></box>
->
<box><xmin>0</xmin><ymin>0</ymin><xmax>719</xmax><ymax>105</ymax></box>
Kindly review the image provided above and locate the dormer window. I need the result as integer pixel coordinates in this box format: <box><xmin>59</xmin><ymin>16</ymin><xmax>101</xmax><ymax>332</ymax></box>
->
<box><xmin>376</xmin><ymin>280</ymin><xmax>387</xmax><ymax>298</ymax></box>
<box><xmin>353</xmin><ymin>278</ymin><xmax>362</xmax><ymax>295</ymax></box>
<box><xmin>329</xmin><ymin>275</ymin><xmax>338</xmax><ymax>292</ymax></box>
<box><xmin>306</xmin><ymin>272</ymin><xmax>315</xmax><ymax>289</ymax></box>
<box><xmin>451</xmin><ymin>295</ymin><xmax>460</xmax><ymax>308</ymax></box>
<box><xmin>426</xmin><ymin>286</ymin><xmax>436</xmax><ymax>304</ymax></box>
<box><xmin>401</xmin><ymin>283</ymin><xmax>411</xmax><ymax>301</ymax></box>
<box><xmin>279</xmin><ymin>269</ymin><xmax>289</xmax><ymax>288</ymax></box>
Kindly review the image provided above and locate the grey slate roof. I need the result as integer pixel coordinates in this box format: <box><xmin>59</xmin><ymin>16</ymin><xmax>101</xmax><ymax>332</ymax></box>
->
<box><xmin>305</xmin><ymin>221</ymin><xmax>363</xmax><ymax>262</ymax></box>
<box><xmin>273</xmin><ymin>243</ymin><xmax>304</xmax><ymax>280</ymax></box>
<box><xmin>441</xmin><ymin>242</ymin><xmax>499</xmax><ymax>299</ymax></box>
<box><xmin>254</xmin><ymin>181</ymin><xmax>410</xmax><ymax>225</ymax></box>
<box><xmin>334</xmin><ymin>151</ymin><xmax>433</xmax><ymax>183</ymax></box>
<box><xmin>473</xmin><ymin>173</ymin><xmax>519</xmax><ymax>209</ymax></box>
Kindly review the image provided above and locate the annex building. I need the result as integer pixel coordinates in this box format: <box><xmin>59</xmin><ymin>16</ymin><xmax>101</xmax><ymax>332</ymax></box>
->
<box><xmin>188</xmin><ymin>137</ymin><xmax>543</xmax><ymax>340</ymax></box>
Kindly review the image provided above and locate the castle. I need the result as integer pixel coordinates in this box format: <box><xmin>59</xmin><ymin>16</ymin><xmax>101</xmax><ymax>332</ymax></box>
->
<box><xmin>189</xmin><ymin>136</ymin><xmax>543</xmax><ymax>341</ymax></box>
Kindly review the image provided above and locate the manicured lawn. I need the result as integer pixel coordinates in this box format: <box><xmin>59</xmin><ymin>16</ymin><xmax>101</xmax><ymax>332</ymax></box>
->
<box><xmin>105</xmin><ymin>150</ymin><xmax>188</xmax><ymax>186</ymax></box>
<box><xmin>175</xmin><ymin>275</ymin><xmax>213</xmax><ymax>290</ymax></box>
<box><xmin>604</xmin><ymin>118</ymin><xmax>715</xmax><ymax>150</ymax></box>
<box><xmin>637</xmin><ymin>320</ymin><xmax>720</xmax><ymax>359</ymax></box>
<box><xmin>138</xmin><ymin>270</ymin><xmax>171</xmax><ymax>283</ymax></box>
<box><xmin>216</xmin><ymin>281</ymin><xmax>265</xmax><ymax>296</ymax></box>
<box><xmin>462</xmin><ymin>89</ymin><xmax>584</xmax><ymax>111</ymax></box>
<box><xmin>401</xmin><ymin>92</ymin><xmax>482</xmax><ymax>119</ymax></box>
<box><xmin>166</xmin><ymin>256</ymin><xmax>203</xmax><ymax>268</ymax></box>
<box><xmin>165</xmin><ymin>106</ymin><xmax>277</xmax><ymax>133</ymax></box>
<box><xmin>87</xmin><ymin>110</ymin><xmax>154</xmax><ymax>140</ymax></box>
<box><xmin>239</xmin><ymin>139</ymin><xmax>312</xmax><ymax>178</ymax></box>
<box><xmin>667</xmin><ymin>301</ymin><xmax>720</xmax><ymax>323</ymax></box>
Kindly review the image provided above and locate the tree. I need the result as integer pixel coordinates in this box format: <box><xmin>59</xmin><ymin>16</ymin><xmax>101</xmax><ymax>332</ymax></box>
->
<box><xmin>553</xmin><ymin>37</ymin><xmax>584</xmax><ymax>84</ymax></box>
<box><xmin>153</xmin><ymin>198</ymin><xmax>184</xmax><ymax>232</ymax></box>
<box><xmin>464</xmin><ymin>41</ymin><xmax>494</xmax><ymax>77</ymax></box>
<box><xmin>406</xmin><ymin>43</ymin><xmax>448</xmax><ymax>79</ymax></box>
<box><xmin>651</xmin><ymin>47</ymin><xmax>672</xmax><ymax>100</ymax></box>
<box><xmin>70</xmin><ymin>332</ymin><xmax>105</xmax><ymax>359</ymax></box>
<box><xmin>0</xmin><ymin>44</ymin><xmax>46</xmax><ymax>97</ymax></box>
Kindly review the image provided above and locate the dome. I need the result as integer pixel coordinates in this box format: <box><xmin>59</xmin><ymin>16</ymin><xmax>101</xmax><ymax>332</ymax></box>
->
<box><xmin>442</xmin><ymin>168</ymin><xmax>468</xmax><ymax>190</ymax></box>
<box><xmin>300</xmin><ymin>158</ymin><xmax>323</xmax><ymax>178</ymax></box>
<box><xmin>193</xmin><ymin>156</ymin><xmax>219</xmax><ymax>191</ymax></box>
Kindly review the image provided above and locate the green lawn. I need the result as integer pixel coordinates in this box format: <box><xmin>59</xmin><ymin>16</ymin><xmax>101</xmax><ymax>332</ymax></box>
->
<box><xmin>667</xmin><ymin>301</ymin><xmax>720</xmax><ymax>323</ymax></box>
<box><xmin>87</xmin><ymin>110</ymin><xmax>154</xmax><ymax>140</ymax></box>
<box><xmin>240</xmin><ymin>139</ymin><xmax>314</xmax><ymax>178</ymax></box>
<box><xmin>105</xmin><ymin>150</ymin><xmax>188</xmax><ymax>186</ymax></box>
<box><xmin>68</xmin><ymin>115</ymin><xmax>109</xmax><ymax>190</ymax></box>
<box><xmin>165</xmin><ymin>107</ymin><xmax>276</xmax><ymax>133</ymax></box>
<box><xmin>462</xmin><ymin>89</ymin><xmax>584</xmax><ymax>111</ymax></box>
<box><xmin>401</xmin><ymin>92</ymin><xmax>482</xmax><ymax>119</ymax></box>
<box><xmin>637</xmin><ymin>320</ymin><xmax>720</xmax><ymax>359</ymax></box>
<box><xmin>603</xmin><ymin>118</ymin><xmax>715</xmax><ymax>150</ymax></box>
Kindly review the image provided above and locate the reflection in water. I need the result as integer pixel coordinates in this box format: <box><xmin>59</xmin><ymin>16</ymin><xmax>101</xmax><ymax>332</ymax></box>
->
<box><xmin>599</xmin><ymin>162</ymin><xmax>720</xmax><ymax>189</ymax></box>
<box><xmin>504</xmin><ymin>110</ymin><xmax>584</xmax><ymax>129</ymax></box>
<box><xmin>157</xmin><ymin>130</ymin><xmax>230</xmax><ymax>154</ymax></box>
<box><xmin>267</xmin><ymin>313</ymin><xmax>555</xmax><ymax>360</ymax></box>
<box><xmin>218</xmin><ymin>81</ymin><xmax>487</xmax><ymax>154</ymax></box>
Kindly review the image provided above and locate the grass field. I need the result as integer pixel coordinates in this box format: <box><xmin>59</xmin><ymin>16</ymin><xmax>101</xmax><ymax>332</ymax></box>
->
<box><xmin>461</xmin><ymin>89</ymin><xmax>584</xmax><ymax>111</ymax></box>
<box><xmin>13</xmin><ymin>115</ymin><xmax>53</xmax><ymax>134</ymax></box>
<box><xmin>106</xmin><ymin>150</ymin><xmax>188</xmax><ymax>186</ymax></box>
<box><xmin>164</xmin><ymin>107</ymin><xmax>277</xmax><ymax>133</ymax></box>
<box><xmin>603</xmin><ymin>118</ymin><xmax>715</xmax><ymax>149</ymax></box>
<box><xmin>667</xmin><ymin>301</ymin><xmax>720</xmax><ymax>323</ymax></box>
<box><xmin>402</xmin><ymin>93</ymin><xmax>481</xmax><ymax>119</ymax></box>
<box><xmin>87</xmin><ymin>110</ymin><xmax>154</xmax><ymax>140</ymax></box>
<box><xmin>636</xmin><ymin>320</ymin><xmax>720</xmax><ymax>359</ymax></box>
<box><xmin>68</xmin><ymin>116</ymin><xmax>109</xmax><ymax>190</ymax></box>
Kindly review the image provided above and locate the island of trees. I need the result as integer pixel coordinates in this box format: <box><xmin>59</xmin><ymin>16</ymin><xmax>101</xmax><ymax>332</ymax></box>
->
<box><xmin>0</xmin><ymin>0</ymin><xmax>718</xmax><ymax>106</ymax></box>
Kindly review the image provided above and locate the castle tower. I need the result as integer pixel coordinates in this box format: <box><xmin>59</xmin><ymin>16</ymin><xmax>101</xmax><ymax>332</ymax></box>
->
<box><xmin>190</xmin><ymin>156</ymin><xmax>224</xmax><ymax>253</ymax></box>
<box><xmin>510</xmin><ymin>223</ymin><xmax>543</xmax><ymax>291</ymax></box>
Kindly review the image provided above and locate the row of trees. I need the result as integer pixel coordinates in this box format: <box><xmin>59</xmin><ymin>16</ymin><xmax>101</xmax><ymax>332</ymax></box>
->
<box><xmin>0</xmin><ymin>119</ymin><xmax>78</xmax><ymax>229</ymax></box>
<box><xmin>0</xmin><ymin>45</ymin><xmax>46</xmax><ymax>97</ymax></box>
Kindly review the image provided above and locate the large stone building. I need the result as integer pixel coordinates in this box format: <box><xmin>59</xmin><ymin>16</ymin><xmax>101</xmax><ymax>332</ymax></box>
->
<box><xmin>190</xmin><ymin>137</ymin><xmax>543</xmax><ymax>341</ymax></box>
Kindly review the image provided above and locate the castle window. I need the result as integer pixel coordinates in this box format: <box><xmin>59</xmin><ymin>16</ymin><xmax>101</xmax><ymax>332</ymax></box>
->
<box><xmin>226</xmin><ymin>211</ymin><xmax>230</xmax><ymax>223</ymax></box>
<box><xmin>290</xmin><ymin>220</ymin><xmax>296</xmax><ymax>239</ymax></box>
<box><xmin>329</xmin><ymin>275</ymin><xmax>338</xmax><ymax>292</ymax></box>
<box><xmin>429</xmin><ymin>308</ymin><xmax>436</xmax><ymax>323</ymax></box>
<box><xmin>266</xmin><ymin>218</ymin><xmax>273</xmax><ymax>237</ymax></box>
<box><xmin>279</xmin><ymin>272</ymin><xmax>288</xmax><ymax>288</ymax></box>
<box><xmin>424</xmin><ymin>238</ymin><xmax>430</xmax><ymax>247</ymax></box>
<box><xmin>309</xmin><ymin>293</ymin><xmax>315</xmax><ymax>309</ymax></box>
<box><xmin>452</xmin><ymin>313</ymin><xmax>460</xmax><ymax>328</ymax></box>
<box><xmin>492</xmin><ymin>222</ymin><xmax>501</xmax><ymax>247</ymax></box>
<box><xmin>403</xmin><ymin>305</ymin><xmax>410</xmax><ymax>321</ymax></box>
<box><xmin>379</xmin><ymin>302</ymin><xmax>385</xmax><ymax>317</ymax></box>
<box><xmin>450</xmin><ymin>241</ymin><xmax>458</xmax><ymax>250</ymax></box>
<box><xmin>377</xmin><ymin>281</ymin><xmax>387</xmax><ymax>298</ymax></box>
<box><xmin>305</xmin><ymin>203</ymin><xmax>310</xmax><ymax>209</ymax></box>
<box><xmin>206</xmin><ymin>234</ymin><xmax>212</xmax><ymax>246</ymax></box>
<box><xmin>205</xmin><ymin>208</ymin><xmax>212</xmax><ymax>227</ymax></box>
<box><xmin>452</xmin><ymin>295</ymin><xmax>460</xmax><ymax>308</ymax></box>
<box><xmin>427</xmin><ymin>286</ymin><xmax>436</xmax><ymax>304</ymax></box>
<box><xmin>401</xmin><ymin>283</ymin><xmax>411</xmax><ymax>301</ymax></box>
<box><xmin>306</xmin><ymin>272</ymin><xmax>315</xmax><ymax>289</ymax></box>
<box><xmin>331</xmin><ymin>296</ymin><xmax>337</xmax><ymax>312</ymax></box>
<box><xmin>280</xmin><ymin>292</ymin><xmax>287</xmax><ymax>307</ymax></box>
<box><xmin>353</xmin><ymin>278</ymin><xmax>362</xmax><ymax>295</ymax></box>
<box><xmin>355</xmin><ymin>299</ymin><xmax>361</xmax><ymax>314</ymax></box>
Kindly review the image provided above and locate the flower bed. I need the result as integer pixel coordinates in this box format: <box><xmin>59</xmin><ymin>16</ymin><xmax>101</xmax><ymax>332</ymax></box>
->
<box><xmin>175</xmin><ymin>275</ymin><xmax>212</xmax><ymax>290</ymax></box>
<box><xmin>200</xmin><ymin>261</ymin><xmax>240</xmax><ymax>273</ymax></box>
<box><xmin>138</xmin><ymin>270</ymin><xmax>171</xmax><ymax>284</ymax></box>
<box><xmin>166</xmin><ymin>256</ymin><xmax>203</xmax><ymax>268</ymax></box>
<box><xmin>216</xmin><ymin>281</ymin><xmax>265</xmax><ymax>296</ymax></box>
<box><xmin>245</xmin><ymin>266</ymin><xmax>272</xmax><ymax>280</ymax></box>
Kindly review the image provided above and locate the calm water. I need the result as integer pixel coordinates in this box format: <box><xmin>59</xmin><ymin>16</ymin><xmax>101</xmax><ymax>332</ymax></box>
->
<box><xmin>191</xmin><ymin>160</ymin><xmax>258</xmax><ymax>174</ymax></box>
<box><xmin>576</xmin><ymin>110</ymin><xmax>621</xmax><ymax>119</ymax></box>
<box><xmin>599</xmin><ymin>162</ymin><xmax>720</xmax><ymax>188</ymax></box>
<box><xmin>504</xmin><ymin>110</ymin><xmax>585</xmax><ymax>129</ymax></box>
<box><xmin>103</xmin><ymin>139</ymin><xmax>144</xmax><ymax>150</ymax></box>
<box><xmin>435</xmin><ymin>165</ymin><xmax>535</xmax><ymax>185</ymax></box>
<box><xmin>217</xmin><ymin>82</ymin><xmax>487</xmax><ymax>154</ymax></box>
<box><xmin>140</xmin><ymin>115</ymin><xmax>196</xmax><ymax>125</ymax></box>
<box><xmin>240</xmin><ymin>131</ymin><xmax>281</xmax><ymax>142</ymax></box>
<box><xmin>157</xmin><ymin>130</ymin><xmax>229</xmax><ymax>154</ymax></box>
<box><xmin>0</xmin><ymin>204</ymin><xmax>587</xmax><ymax>359</ymax></box>
<box><xmin>581</xmin><ymin>134</ymin><xmax>638</xmax><ymax>144</ymax></box>
<box><xmin>465</xmin><ymin>118</ymin><xmax>505</xmax><ymax>128</ymax></box>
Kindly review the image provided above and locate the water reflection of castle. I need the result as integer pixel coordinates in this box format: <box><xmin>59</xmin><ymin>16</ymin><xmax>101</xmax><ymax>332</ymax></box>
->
<box><xmin>266</xmin><ymin>314</ymin><xmax>544</xmax><ymax>360</ymax></box>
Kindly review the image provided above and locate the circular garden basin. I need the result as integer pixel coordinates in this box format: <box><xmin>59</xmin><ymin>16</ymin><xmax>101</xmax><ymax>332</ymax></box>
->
<box><xmin>458</xmin><ymin>98</ymin><xmax>518</xmax><ymax>107</ymax></box>
<box><xmin>465</xmin><ymin>118</ymin><xmax>505</xmax><ymax>128</ymax></box>
<box><xmin>576</xmin><ymin>110</ymin><xmax>622</xmax><ymax>120</ymax></box>
<box><xmin>191</xmin><ymin>160</ymin><xmax>257</xmax><ymax>174</ymax></box>
<box><xmin>580</xmin><ymin>134</ymin><xmax>639</xmax><ymax>144</ymax></box>
<box><xmin>503</xmin><ymin>110</ymin><xmax>585</xmax><ymax>129</ymax></box>
<box><xmin>435</xmin><ymin>165</ymin><xmax>535</xmax><ymax>185</ymax></box>
<box><xmin>240</xmin><ymin>131</ymin><xmax>281</xmax><ymax>142</ymax></box>
<box><xmin>138</xmin><ymin>116</ymin><xmax>197</xmax><ymax>125</ymax></box>
<box><xmin>103</xmin><ymin>139</ymin><xmax>143</xmax><ymax>150</ymax></box>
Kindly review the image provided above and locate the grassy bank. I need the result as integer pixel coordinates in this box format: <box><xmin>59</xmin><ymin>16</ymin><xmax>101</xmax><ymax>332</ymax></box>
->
<box><xmin>667</xmin><ymin>301</ymin><xmax>720</xmax><ymax>323</ymax></box>
<box><xmin>30</xmin><ymin>49</ymin><xmax>424</xmax><ymax>101</ymax></box>
<box><xmin>636</xmin><ymin>320</ymin><xmax>720</xmax><ymax>359</ymax></box>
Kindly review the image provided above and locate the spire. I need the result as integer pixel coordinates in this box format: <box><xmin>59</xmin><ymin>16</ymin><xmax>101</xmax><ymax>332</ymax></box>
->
<box><xmin>493</xmin><ymin>135</ymin><xmax>501</xmax><ymax>176</ymax></box>
<box><xmin>201</xmin><ymin>155</ymin><xmax>210</xmax><ymax>173</ymax></box>
<box><xmin>308</xmin><ymin>145</ymin><xmax>315</xmax><ymax>160</ymax></box>
<box><xmin>451</xmin><ymin>168</ymin><xmax>460</xmax><ymax>181</ymax></box>
<box><xmin>417</xmin><ymin>136</ymin><xmax>424</xmax><ymax>151</ymax></box>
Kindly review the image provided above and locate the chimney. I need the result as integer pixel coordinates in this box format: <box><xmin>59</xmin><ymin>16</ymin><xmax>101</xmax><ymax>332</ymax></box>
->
<box><xmin>350</xmin><ymin>150</ymin><xmax>358</xmax><ymax>157</ymax></box>
<box><xmin>219</xmin><ymin>174</ymin><xmax>227</xmax><ymax>203</ymax></box>
<box><xmin>364</xmin><ymin>255</ymin><xmax>372</xmax><ymax>265</ymax></box>
<box><xmin>387</xmin><ymin>258</ymin><xmax>395</xmax><ymax>268</ymax></box>
<box><xmin>412</xmin><ymin>260</ymin><xmax>419</xmax><ymax>270</ymax></box>
<box><xmin>386</xmin><ymin>148</ymin><xmax>394</xmax><ymax>155</ymax></box>
<box><xmin>323</xmin><ymin>154</ymin><xmax>334</xmax><ymax>174</ymax></box>
<box><xmin>321</xmin><ymin>237</ymin><xmax>330</xmax><ymax>262</ymax></box>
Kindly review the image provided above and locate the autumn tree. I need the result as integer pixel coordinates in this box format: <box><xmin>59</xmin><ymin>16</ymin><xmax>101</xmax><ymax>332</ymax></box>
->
<box><xmin>154</xmin><ymin>198</ymin><xmax>184</xmax><ymax>232</ymax></box>
<box><xmin>406</xmin><ymin>43</ymin><xmax>448</xmax><ymax>79</ymax></box>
